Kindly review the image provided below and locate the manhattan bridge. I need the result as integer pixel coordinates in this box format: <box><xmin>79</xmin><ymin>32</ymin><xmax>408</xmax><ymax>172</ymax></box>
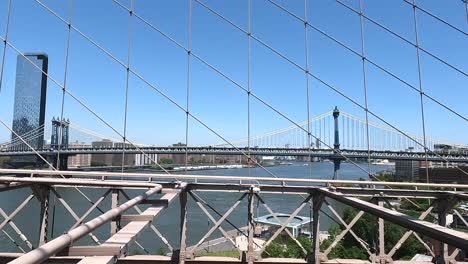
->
<box><xmin>0</xmin><ymin>0</ymin><xmax>467</xmax><ymax>264</ymax></box>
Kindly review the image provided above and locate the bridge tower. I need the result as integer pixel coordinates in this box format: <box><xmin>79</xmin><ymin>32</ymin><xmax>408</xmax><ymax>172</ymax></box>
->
<box><xmin>51</xmin><ymin>117</ymin><xmax>69</xmax><ymax>149</ymax></box>
<box><xmin>332</xmin><ymin>106</ymin><xmax>341</xmax><ymax>180</ymax></box>
<box><xmin>50</xmin><ymin>117</ymin><xmax>70</xmax><ymax>170</ymax></box>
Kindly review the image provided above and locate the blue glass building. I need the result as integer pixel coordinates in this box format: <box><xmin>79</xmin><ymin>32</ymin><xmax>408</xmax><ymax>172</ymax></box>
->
<box><xmin>11</xmin><ymin>53</ymin><xmax>48</xmax><ymax>151</ymax></box>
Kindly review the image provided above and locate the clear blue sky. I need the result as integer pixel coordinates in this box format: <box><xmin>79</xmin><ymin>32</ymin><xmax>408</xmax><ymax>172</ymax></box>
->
<box><xmin>0</xmin><ymin>0</ymin><xmax>466</xmax><ymax>146</ymax></box>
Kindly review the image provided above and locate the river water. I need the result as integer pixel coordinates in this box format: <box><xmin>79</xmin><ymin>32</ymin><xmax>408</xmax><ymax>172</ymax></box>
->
<box><xmin>0</xmin><ymin>162</ymin><xmax>391</xmax><ymax>254</ymax></box>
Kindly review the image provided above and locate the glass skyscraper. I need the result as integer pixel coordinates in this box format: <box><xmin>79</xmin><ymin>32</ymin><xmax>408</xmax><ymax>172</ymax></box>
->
<box><xmin>11</xmin><ymin>53</ymin><xmax>48</xmax><ymax>151</ymax></box>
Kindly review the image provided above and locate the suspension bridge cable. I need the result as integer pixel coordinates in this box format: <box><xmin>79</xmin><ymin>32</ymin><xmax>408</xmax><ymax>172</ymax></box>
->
<box><xmin>358</xmin><ymin>0</ymin><xmax>372</xmax><ymax>177</ymax></box>
<box><xmin>185</xmin><ymin>0</ymin><xmax>192</xmax><ymax>177</ymax></box>
<box><xmin>0</xmin><ymin>0</ymin><xmax>137</xmax><ymax>218</ymax></box>
<box><xmin>6</xmin><ymin>127</ymin><xmax>47</xmax><ymax>148</ymax></box>
<box><xmin>411</xmin><ymin>0</ymin><xmax>430</xmax><ymax>184</ymax></box>
<box><xmin>29</xmin><ymin>0</ymin><xmax>467</xmax><ymax>179</ymax></box>
<box><xmin>334</xmin><ymin>0</ymin><xmax>467</xmax><ymax>77</ymax></box>
<box><xmin>51</xmin><ymin>0</ymin><xmax>73</xmax><ymax>240</ymax></box>
<box><xmin>0</xmin><ymin>0</ymin><xmax>11</xmax><ymax>94</ymax></box>
<box><xmin>112</xmin><ymin>0</ymin><xmax>422</xmax><ymax>180</ymax></box>
<box><xmin>215</xmin><ymin>111</ymin><xmax>332</xmax><ymax>146</ymax></box>
<box><xmin>304</xmin><ymin>0</ymin><xmax>314</xmax><ymax>241</ymax></box>
<box><xmin>4</xmin><ymin>124</ymin><xmax>45</xmax><ymax>145</ymax></box>
<box><xmin>0</xmin><ymin>33</ymin><xmax>171</xmax><ymax>176</ymax></box>
<box><xmin>267</xmin><ymin>0</ymin><xmax>468</xmax><ymax>121</ymax></box>
<box><xmin>55</xmin><ymin>0</ymin><xmax>73</xmax><ymax>170</ymax></box>
<box><xmin>27</xmin><ymin>0</ymin><xmax>280</xmax><ymax>180</ymax></box>
<box><xmin>402</xmin><ymin>0</ymin><xmax>468</xmax><ymax>36</ymax></box>
<box><xmin>67</xmin><ymin>123</ymin><xmax>123</xmax><ymax>144</ymax></box>
<box><xmin>304</xmin><ymin>0</ymin><xmax>312</xmax><ymax>178</ymax></box>
<box><xmin>25</xmin><ymin>0</ymin><xmax>172</xmax><ymax>175</ymax></box>
<box><xmin>465</xmin><ymin>0</ymin><xmax>468</xmax><ymax>24</ymax></box>
<box><xmin>188</xmin><ymin>0</ymin><xmax>468</xmax><ymax>176</ymax></box>
<box><xmin>247</xmin><ymin>0</ymin><xmax>252</xmax><ymax>178</ymax></box>
<box><xmin>121</xmin><ymin>0</ymin><xmax>133</xmax><ymax>173</ymax></box>
<box><xmin>341</xmin><ymin>112</ymin><xmax>461</xmax><ymax>147</ymax></box>
<box><xmin>0</xmin><ymin>117</ymin><xmax>112</xmax><ymax>216</ymax></box>
<box><xmin>7</xmin><ymin>131</ymin><xmax>46</xmax><ymax>149</ymax></box>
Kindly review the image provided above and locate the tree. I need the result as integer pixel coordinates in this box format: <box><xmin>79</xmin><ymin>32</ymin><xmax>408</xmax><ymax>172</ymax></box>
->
<box><xmin>262</xmin><ymin>235</ymin><xmax>311</xmax><ymax>259</ymax></box>
<box><xmin>320</xmin><ymin>207</ymin><xmax>427</xmax><ymax>260</ymax></box>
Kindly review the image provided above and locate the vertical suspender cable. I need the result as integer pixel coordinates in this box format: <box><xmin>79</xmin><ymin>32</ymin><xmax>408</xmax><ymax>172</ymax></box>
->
<box><xmin>358</xmin><ymin>0</ymin><xmax>372</xmax><ymax>176</ymax></box>
<box><xmin>247</xmin><ymin>0</ymin><xmax>252</xmax><ymax>178</ymax></box>
<box><xmin>465</xmin><ymin>0</ymin><xmax>468</xmax><ymax>24</ymax></box>
<box><xmin>303</xmin><ymin>0</ymin><xmax>312</xmax><ymax>178</ymax></box>
<box><xmin>0</xmin><ymin>0</ymin><xmax>12</xmax><ymax>94</ymax></box>
<box><xmin>412</xmin><ymin>0</ymin><xmax>429</xmax><ymax>183</ymax></box>
<box><xmin>52</xmin><ymin>0</ymin><xmax>73</xmax><ymax>237</ymax></box>
<box><xmin>121</xmin><ymin>0</ymin><xmax>133</xmax><ymax>173</ymax></box>
<box><xmin>185</xmin><ymin>0</ymin><xmax>193</xmax><ymax>176</ymax></box>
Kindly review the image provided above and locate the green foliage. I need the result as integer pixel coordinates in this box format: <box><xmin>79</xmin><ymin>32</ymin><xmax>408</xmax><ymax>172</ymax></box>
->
<box><xmin>375</xmin><ymin>172</ymin><xmax>396</xmax><ymax>182</ymax></box>
<box><xmin>159</xmin><ymin>158</ymin><xmax>173</xmax><ymax>164</ymax></box>
<box><xmin>262</xmin><ymin>235</ymin><xmax>311</xmax><ymax>259</ymax></box>
<box><xmin>197</xmin><ymin>250</ymin><xmax>240</xmax><ymax>258</ymax></box>
<box><xmin>321</xmin><ymin>207</ymin><xmax>427</xmax><ymax>260</ymax></box>
<box><xmin>0</xmin><ymin>157</ymin><xmax>10</xmax><ymax>167</ymax></box>
<box><xmin>155</xmin><ymin>248</ymin><xmax>166</xmax><ymax>255</ymax></box>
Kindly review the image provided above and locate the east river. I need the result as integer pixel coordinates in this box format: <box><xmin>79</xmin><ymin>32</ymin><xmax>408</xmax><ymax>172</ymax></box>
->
<box><xmin>0</xmin><ymin>161</ymin><xmax>392</xmax><ymax>253</ymax></box>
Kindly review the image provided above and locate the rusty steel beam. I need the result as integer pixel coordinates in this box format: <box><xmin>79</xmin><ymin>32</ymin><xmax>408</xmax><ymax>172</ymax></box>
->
<box><xmin>318</xmin><ymin>188</ymin><xmax>468</xmax><ymax>250</ymax></box>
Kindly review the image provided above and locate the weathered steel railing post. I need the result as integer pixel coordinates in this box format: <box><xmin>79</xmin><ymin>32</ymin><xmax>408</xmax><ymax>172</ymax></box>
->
<box><xmin>179</xmin><ymin>189</ymin><xmax>188</xmax><ymax>263</ymax></box>
<box><xmin>309</xmin><ymin>192</ymin><xmax>324</xmax><ymax>264</ymax></box>
<box><xmin>434</xmin><ymin>197</ymin><xmax>458</xmax><ymax>264</ymax></box>
<box><xmin>247</xmin><ymin>187</ymin><xmax>255</xmax><ymax>264</ymax></box>
<box><xmin>375</xmin><ymin>198</ymin><xmax>392</xmax><ymax>264</ymax></box>
<box><xmin>110</xmin><ymin>189</ymin><xmax>120</xmax><ymax>236</ymax></box>
<box><xmin>32</xmin><ymin>185</ymin><xmax>50</xmax><ymax>246</ymax></box>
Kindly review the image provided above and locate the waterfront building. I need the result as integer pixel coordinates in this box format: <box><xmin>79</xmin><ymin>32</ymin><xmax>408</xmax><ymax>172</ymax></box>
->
<box><xmin>67</xmin><ymin>141</ymin><xmax>91</xmax><ymax>168</ymax></box>
<box><xmin>90</xmin><ymin>139</ymin><xmax>114</xmax><ymax>166</ymax></box>
<box><xmin>395</xmin><ymin>160</ymin><xmax>419</xmax><ymax>181</ymax></box>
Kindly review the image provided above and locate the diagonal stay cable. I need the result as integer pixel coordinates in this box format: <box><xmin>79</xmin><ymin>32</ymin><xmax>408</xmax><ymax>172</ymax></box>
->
<box><xmin>268</xmin><ymin>0</ymin><xmax>468</xmax><ymax>120</ymax></box>
<box><xmin>0</xmin><ymin>0</ymin><xmax>12</xmax><ymax>94</ymax></box>
<box><xmin>334</xmin><ymin>0</ymin><xmax>467</xmax><ymax>78</ymax></box>
<box><xmin>192</xmin><ymin>0</ymin><xmax>468</xmax><ymax>176</ymax></box>
<box><xmin>402</xmin><ymin>0</ymin><xmax>468</xmax><ymax>36</ymax></box>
